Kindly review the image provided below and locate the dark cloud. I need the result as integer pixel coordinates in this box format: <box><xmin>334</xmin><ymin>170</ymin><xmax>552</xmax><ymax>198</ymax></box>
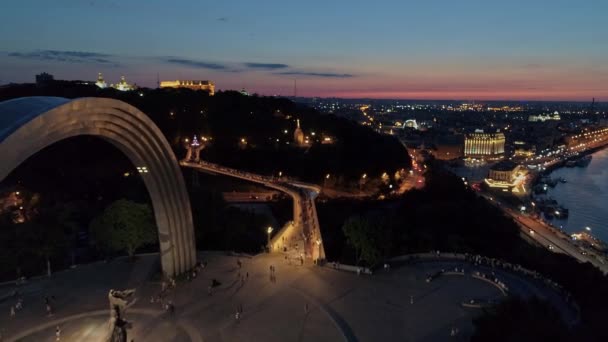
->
<box><xmin>276</xmin><ymin>71</ymin><xmax>354</xmax><ymax>78</ymax></box>
<box><xmin>8</xmin><ymin>50</ymin><xmax>114</xmax><ymax>64</ymax></box>
<box><xmin>244</xmin><ymin>62</ymin><xmax>289</xmax><ymax>70</ymax></box>
<box><xmin>164</xmin><ymin>58</ymin><xmax>228</xmax><ymax>70</ymax></box>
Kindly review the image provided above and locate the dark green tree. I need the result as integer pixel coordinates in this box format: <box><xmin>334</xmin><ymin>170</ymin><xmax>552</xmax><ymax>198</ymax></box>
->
<box><xmin>472</xmin><ymin>297</ymin><xmax>572</xmax><ymax>342</ymax></box>
<box><xmin>342</xmin><ymin>215</ymin><xmax>392</xmax><ymax>266</ymax></box>
<box><xmin>27</xmin><ymin>212</ymin><xmax>69</xmax><ymax>276</ymax></box>
<box><xmin>89</xmin><ymin>199</ymin><xmax>157</xmax><ymax>258</ymax></box>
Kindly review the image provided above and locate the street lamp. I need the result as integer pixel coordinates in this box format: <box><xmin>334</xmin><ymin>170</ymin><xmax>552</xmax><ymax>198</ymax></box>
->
<box><xmin>267</xmin><ymin>226</ymin><xmax>273</xmax><ymax>251</ymax></box>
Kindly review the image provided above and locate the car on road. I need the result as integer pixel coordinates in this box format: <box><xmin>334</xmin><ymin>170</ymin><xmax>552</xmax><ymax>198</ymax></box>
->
<box><xmin>548</xmin><ymin>244</ymin><xmax>555</xmax><ymax>250</ymax></box>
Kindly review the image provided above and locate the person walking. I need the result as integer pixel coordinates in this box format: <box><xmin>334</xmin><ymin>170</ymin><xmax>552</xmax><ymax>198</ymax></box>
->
<box><xmin>55</xmin><ymin>326</ymin><xmax>61</xmax><ymax>341</ymax></box>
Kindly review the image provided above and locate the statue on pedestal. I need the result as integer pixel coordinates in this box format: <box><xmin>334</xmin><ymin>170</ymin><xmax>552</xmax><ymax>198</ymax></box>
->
<box><xmin>107</xmin><ymin>289</ymin><xmax>136</xmax><ymax>342</ymax></box>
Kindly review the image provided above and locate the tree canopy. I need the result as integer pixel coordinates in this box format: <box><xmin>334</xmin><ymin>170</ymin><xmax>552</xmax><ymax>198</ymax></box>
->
<box><xmin>342</xmin><ymin>215</ymin><xmax>394</xmax><ymax>266</ymax></box>
<box><xmin>89</xmin><ymin>199</ymin><xmax>157</xmax><ymax>257</ymax></box>
<box><xmin>472</xmin><ymin>297</ymin><xmax>572</xmax><ymax>342</ymax></box>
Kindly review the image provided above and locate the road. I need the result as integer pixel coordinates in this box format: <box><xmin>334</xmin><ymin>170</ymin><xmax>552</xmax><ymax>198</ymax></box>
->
<box><xmin>481</xmin><ymin>194</ymin><xmax>608</xmax><ymax>273</ymax></box>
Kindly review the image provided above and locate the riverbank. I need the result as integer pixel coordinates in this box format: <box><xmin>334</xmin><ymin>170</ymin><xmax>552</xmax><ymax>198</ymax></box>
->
<box><xmin>532</xmin><ymin>146</ymin><xmax>608</xmax><ymax>246</ymax></box>
<box><xmin>540</xmin><ymin>142</ymin><xmax>608</xmax><ymax>177</ymax></box>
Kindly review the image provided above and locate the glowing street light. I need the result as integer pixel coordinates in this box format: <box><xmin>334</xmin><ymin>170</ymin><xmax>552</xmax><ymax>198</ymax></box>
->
<box><xmin>267</xmin><ymin>226</ymin><xmax>274</xmax><ymax>250</ymax></box>
<box><xmin>585</xmin><ymin>226</ymin><xmax>592</xmax><ymax>231</ymax></box>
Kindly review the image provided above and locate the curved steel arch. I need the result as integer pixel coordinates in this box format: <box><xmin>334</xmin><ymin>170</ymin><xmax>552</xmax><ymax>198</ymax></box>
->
<box><xmin>0</xmin><ymin>97</ymin><xmax>196</xmax><ymax>277</ymax></box>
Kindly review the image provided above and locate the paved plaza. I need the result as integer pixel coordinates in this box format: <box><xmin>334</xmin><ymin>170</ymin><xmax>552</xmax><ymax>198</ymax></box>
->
<box><xmin>0</xmin><ymin>252</ymin><xmax>572</xmax><ymax>341</ymax></box>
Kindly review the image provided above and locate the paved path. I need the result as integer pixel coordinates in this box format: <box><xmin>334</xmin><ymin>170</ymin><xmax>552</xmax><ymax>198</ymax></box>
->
<box><xmin>0</xmin><ymin>253</ymin><xmax>572</xmax><ymax>341</ymax></box>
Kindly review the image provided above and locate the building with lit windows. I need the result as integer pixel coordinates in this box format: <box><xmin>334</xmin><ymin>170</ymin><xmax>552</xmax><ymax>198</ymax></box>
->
<box><xmin>488</xmin><ymin>160</ymin><xmax>521</xmax><ymax>182</ymax></box>
<box><xmin>160</xmin><ymin>80</ymin><xmax>215</xmax><ymax>95</ymax></box>
<box><xmin>484</xmin><ymin>160</ymin><xmax>527</xmax><ymax>191</ymax></box>
<box><xmin>528</xmin><ymin>111</ymin><xmax>561</xmax><ymax>122</ymax></box>
<box><xmin>512</xmin><ymin>141</ymin><xmax>536</xmax><ymax>158</ymax></box>
<box><xmin>464</xmin><ymin>131</ymin><xmax>505</xmax><ymax>160</ymax></box>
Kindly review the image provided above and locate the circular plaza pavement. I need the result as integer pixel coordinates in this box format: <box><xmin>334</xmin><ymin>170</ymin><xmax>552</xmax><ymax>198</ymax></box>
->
<box><xmin>0</xmin><ymin>252</ymin><xmax>572</xmax><ymax>341</ymax></box>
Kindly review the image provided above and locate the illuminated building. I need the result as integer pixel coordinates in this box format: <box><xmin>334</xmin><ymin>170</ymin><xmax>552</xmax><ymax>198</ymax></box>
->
<box><xmin>321</xmin><ymin>136</ymin><xmax>334</xmax><ymax>144</ymax></box>
<box><xmin>488</xmin><ymin>161</ymin><xmax>521</xmax><ymax>182</ymax></box>
<box><xmin>160</xmin><ymin>80</ymin><xmax>215</xmax><ymax>95</ymax></box>
<box><xmin>512</xmin><ymin>141</ymin><xmax>536</xmax><ymax>158</ymax></box>
<box><xmin>95</xmin><ymin>73</ymin><xmax>107</xmax><ymax>88</ymax></box>
<box><xmin>112</xmin><ymin>76</ymin><xmax>135</xmax><ymax>91</ymax></box>
<box><xmin>487</xmin><ymin>105</ymin><xmax>523</xmax><ymax>112</ymax></box>
<box><xmin>485</xmin><ymin>160</ymin><xmax>527</xmax><ymax>190</ymax></box>
<box><xmin>464</xmin><ymin>131</ymin><xmax>505</xmax><ymax>160</ymax></box>
<box><xmin>404</xmin><ymin>119</ymin><xmax>418</xmax><ymax>130</ymax></box>
<box><xmin>294</xmin><ymin>119</ymin><xmax>305</xmax><ymax>146</ymax></box>
<box><xmin>528</xmin><ymin>111</ymin><xmax>561</xmax><ymax>122</ymax></box>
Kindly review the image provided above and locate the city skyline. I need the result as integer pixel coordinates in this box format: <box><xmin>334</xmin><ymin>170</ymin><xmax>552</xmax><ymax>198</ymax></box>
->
<box><xmin>1</xmin><ymin>0</ymin><xmax>607</xmax><ymax>101</ymax></box>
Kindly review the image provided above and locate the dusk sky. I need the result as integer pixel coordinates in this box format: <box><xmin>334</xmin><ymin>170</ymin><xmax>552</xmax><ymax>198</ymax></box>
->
<box><xmin>1</xmin><ymin>0</ymin><xmax>607</xmax><ymax>100</ymax></box>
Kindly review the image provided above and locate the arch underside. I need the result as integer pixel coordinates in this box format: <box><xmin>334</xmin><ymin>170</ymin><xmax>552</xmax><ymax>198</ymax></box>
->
<box><xmin>0</xmin><ymin>97</ymin><xmax>196</xmax><ymax>277</ymax></box>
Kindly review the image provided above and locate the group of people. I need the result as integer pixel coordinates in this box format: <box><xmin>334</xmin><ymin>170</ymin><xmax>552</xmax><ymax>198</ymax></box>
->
<box><xmin>269</xmin><ymin>265</ymin><xmax>277</xmax><ymax>283</ymax></box>
<box><xmin>8</xmin><ymin>293</ymin><xmax>56</xmax><ymax>319</ymax></box>
<box><xmin>150</xmin><ymin>262</ymin><xmax>208</xmax><ymax>314</ymax></box>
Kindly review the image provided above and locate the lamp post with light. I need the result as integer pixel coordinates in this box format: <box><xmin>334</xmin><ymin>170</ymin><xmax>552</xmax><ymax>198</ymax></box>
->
<box><xmin>267</xmin><ymin>226</ymin><xmax>273</xmax><ymax>252</ymax></box>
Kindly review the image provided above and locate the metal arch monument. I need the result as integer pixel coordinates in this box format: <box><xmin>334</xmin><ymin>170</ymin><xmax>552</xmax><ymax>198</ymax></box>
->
<box><xmin>0</xmin><ymin>97</ymin><xmax>196</xmax><ymax>277</ymax></box>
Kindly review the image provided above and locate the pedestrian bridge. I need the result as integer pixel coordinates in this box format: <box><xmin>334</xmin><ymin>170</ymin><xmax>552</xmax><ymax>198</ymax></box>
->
<box><xmin>180</xmin><ymin>160</ymin><xmax>326</xmax><ymax>261</ymax></box>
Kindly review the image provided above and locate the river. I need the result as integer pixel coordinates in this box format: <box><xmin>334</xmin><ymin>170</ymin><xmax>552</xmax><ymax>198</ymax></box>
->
<box><xmin>544</xmin><ymin>148</ymin><xmax>608</xmax><ymax>242</ymax></box>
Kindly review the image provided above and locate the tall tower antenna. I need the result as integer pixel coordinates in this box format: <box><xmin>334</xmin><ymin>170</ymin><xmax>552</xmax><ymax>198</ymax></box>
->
<box><xmin>157</xmin><ymin>72</ymin><xmax>160</xmax><ymax>89</ymax></box>
<box><xmin>293</xmin><ymin>79</ymin><xmax>297</xmax><ymax>98</ymax></box>
<box><xmin>590</xmin><ymin>97</ymin><xmax>596</xmax><ymax>114</ymax></box>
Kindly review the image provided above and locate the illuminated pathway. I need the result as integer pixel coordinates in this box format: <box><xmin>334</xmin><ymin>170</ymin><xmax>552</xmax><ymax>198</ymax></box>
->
<box><xmin>0</xmin><ymin>252</ymin><xmax>575</xmax><ymax>342</ymax></box>
<box><xmin>180</xmin><ymin>160</ymin><xmax>325</xmax><ymax>262</ymax></box>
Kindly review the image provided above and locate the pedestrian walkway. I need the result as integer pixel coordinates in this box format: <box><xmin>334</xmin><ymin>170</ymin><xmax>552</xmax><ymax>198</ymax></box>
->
<box><xmin>0</xmin><ymin>252</ymin><xmax>566</xmax><ymax>341</ymax></box>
